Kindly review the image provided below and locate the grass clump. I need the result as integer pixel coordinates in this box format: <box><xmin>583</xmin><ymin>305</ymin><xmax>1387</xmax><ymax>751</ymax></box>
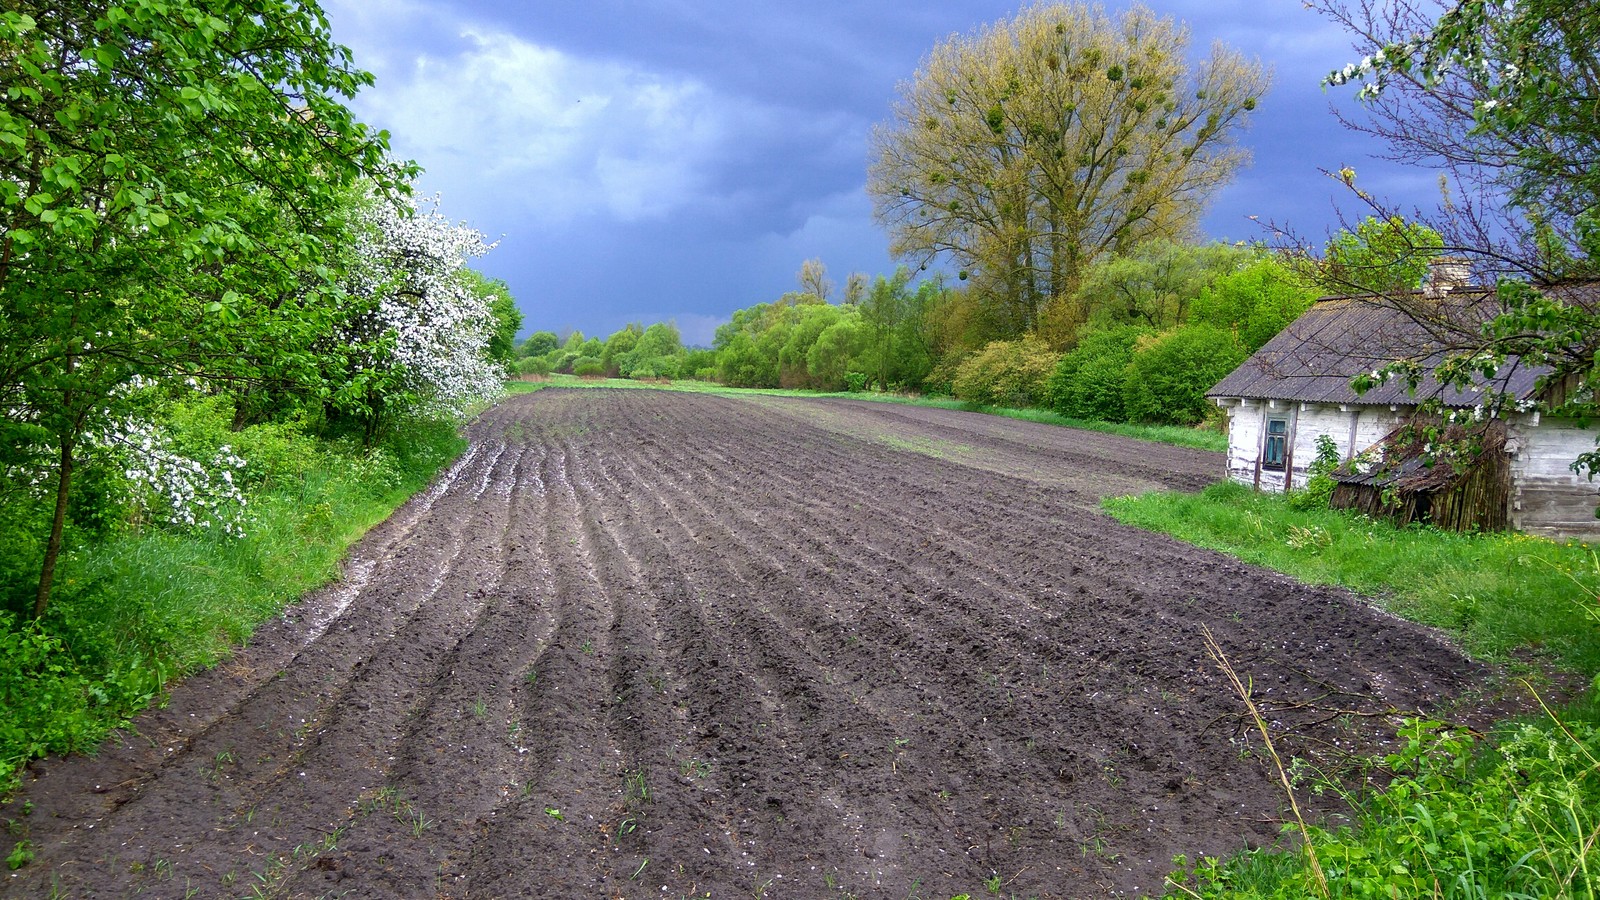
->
<box><xmin>1167</xmin><ymin>712</ymin><xmax>1600</xmax><ymax>899</ymax></box>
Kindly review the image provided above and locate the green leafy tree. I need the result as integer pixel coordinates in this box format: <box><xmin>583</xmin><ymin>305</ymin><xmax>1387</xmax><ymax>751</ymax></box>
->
<box><xmin>859</xmin><ymin>269</ymin><xmax>914</xmax><ymax>390</ymax></box>
<box><xmin>1121</xmin><ymin>326</ymin><xmax>1245</xmax><ymax>424</ymax></box>
<box><xmin>807</xmin><ymin>315</ymin><xmax>870</xmax><ymax>391</ymax></box>
<box><xmin>601</xmin><ymin>324</ymin><xmax>643</xmax><ymax>377</ymax></box>
<box><xmin>0</xmin><ymin>1</ymin><xmax>404</xmax><ymax>617</ymax></box>
<box><xmin>1322</xmin><ymin>216</ymin><xmax>1445</xmax><ymax>293</ymax></box>
<box><xmin>715</xmin><ymin>332</ymin><xmax>776</xmax><ymax>388</ymax></box>
<box><xmin>1190</xmin><ymin>256</ymin><xmax>1321</xmax><ymax>351</ymax></box>
<box><xmin>778</xmin><ymin>305</ymin><xmax>846</xmax><ymax>388</ymax></box>
<box><xmin>870</xmin><ymin>2</ymin><xmax>1268</xmax><ymax>337</ymax></box>
<box><xmin>1058</xmin><ymin>240</ymin><xmax>1254</xmax><ymax>342</ymax></box>
<box><xmin>619</xmin><ymin>322</ymin><xmax>684</xmax><ymax>378</ymax></box>
<box><xmin>458</xmin><ymin>270</ymin><xmax>522</xmax><ymax>369</ymax></box>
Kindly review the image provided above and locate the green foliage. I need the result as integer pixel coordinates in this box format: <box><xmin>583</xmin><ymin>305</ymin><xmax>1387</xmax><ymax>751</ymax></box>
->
<box><xmin>1322</xmin><ymin>216</ymin><xmax>1445</xmax><ymax>294</ymax></box>
<box><xmin>0</xmin><ymin>613</ymin><xmax>97</xmax><ymax>783</ymax></box>
<box><xmin>1047</xmin><ymin>326</ymin><xmax>1152</xmax><ymax>421</ymax></box>
<box><xmin>715</xmin><ymin>332</ymin><xmax>777</xmax><ymax>388</ymax></box>
<box><xmin>601</xmin><ymin>323</ymin><xmax>644</xmax><ymax>377</ymax></box>
<box><xmin>618</xmin><ymin>322</ymin><xmax>684</xmax><ymax>379</ymax></box>
<box><xmin>857</xmin><ymin>268</ymin><xmax>939</xmax><ymax>390</ymax></box>
<box><xmin>1287</xmin><ymin>435</ymin><xmax>1341</xmax><ymax>511</ymax></box>
<box><xmin>516</xmin><ymin>356</ymin><xmax>553</xmax><ymax>377</ymax></box>
<box><xmin>572</xmin><ymin>357</ymin><xmax>605</xmax><ymax>377</ymax></box>
<box><xmin>519</xmin><ymin>330</ymin><xmax>559</xmax><ymax>358</ymax></box>
<box><xmin>777</xmin><ymin>304</ymin><xmax>846</xmax><ymax>388</ymax></box>
<box><xmin>1070</xmin><ymin>240</ymin><xmax>1255</xmax><ymax>335</ymax></box>
<box><xmin>1121</xmin><ymin>326</ymin><xmax>1245</xmax><ymax>425</ymax></box>
<box><xmin>464</xmin><ymin>270</ymin><xmax>522</xmax><ymax>368</ymax></box>
<box><xmin>807</xmin><ymin>316</ymin><xmax>869</xmax><ymax>391</ymax></box>
<box><xmin>1167</xmin><ymin>717</ymin><xmax>1600</xmax><ymax>899</ymax></box>
<box><xmin>1190</xmin><ymin>256</ymin><xmax>1320</xmax><ymax>352</ymax></box>
<box><xmin>950</xmin><ymin>340</ymin><xmax>1062</xmax><ymax>408</ymax></box>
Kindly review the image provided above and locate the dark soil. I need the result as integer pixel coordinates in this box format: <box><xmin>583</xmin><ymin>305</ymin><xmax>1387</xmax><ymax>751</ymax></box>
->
<box><xmin>2</xmin><ymin>388</ymin><xmax>1494</xmax><ymax>899</ymax></box>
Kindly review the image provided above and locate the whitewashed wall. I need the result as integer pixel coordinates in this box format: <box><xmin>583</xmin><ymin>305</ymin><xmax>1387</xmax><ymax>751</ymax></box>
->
<box><xmin>1218</xmin><ymin>398</ymin><xmax>1600</xmax><ymax>539</ymax></box>
<box><xmin>1219</xmin><ymin>400</ymin><xmax>1401</xmax><ymax>493</ymax></box>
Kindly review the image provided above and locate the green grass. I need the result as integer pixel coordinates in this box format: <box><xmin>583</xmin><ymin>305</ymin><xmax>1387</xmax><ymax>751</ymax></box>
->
<box><xmin>1104</xmin><ymin>480</ymin><xmax>1600</xmax><ymax>675</ymax></box>
<box><xmin>1103</xmin><ymin>481</ymin><xmax>1600</xmax><ymax>900</ymax></box>
<box><xmin>0</xmin><ymin>415</ymin><xmax>465</xmax><ymax>791</ymax></box>
<box><xmin>505</xmin><ymin>374</ymin><xmax>1228</xmax><ymax>452</ymax></box>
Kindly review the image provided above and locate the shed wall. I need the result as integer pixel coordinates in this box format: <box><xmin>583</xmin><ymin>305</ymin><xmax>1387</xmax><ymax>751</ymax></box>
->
<box><xmin>1508</xmin><ymin>417</ymin><xmax>1600</xmax><ymax>539</ymax></box>
<box><xmin>1222</xmin><ymin>402</ymin><xmax>1401</xmax><ymax>493</ymax></box>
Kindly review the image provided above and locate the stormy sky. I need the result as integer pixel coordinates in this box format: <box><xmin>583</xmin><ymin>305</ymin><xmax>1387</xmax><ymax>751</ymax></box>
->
<box><xmin>320</xmin><ymin>0</ymin><xmax>1440</xmax><ymax>346</ymax></box>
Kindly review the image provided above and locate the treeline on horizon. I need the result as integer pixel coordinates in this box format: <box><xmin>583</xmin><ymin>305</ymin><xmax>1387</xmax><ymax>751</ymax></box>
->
<box><xmin>517</xmin><ymin>217</ymin><xmax>1439</xmax><ymax>429</ymax></box>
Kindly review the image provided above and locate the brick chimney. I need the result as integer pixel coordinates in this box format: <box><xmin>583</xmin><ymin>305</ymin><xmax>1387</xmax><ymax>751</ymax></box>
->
<box><xmin>1424</xmin><ymin>256</ymin><xmax>1473</xmax><ymax>297</ymax></box>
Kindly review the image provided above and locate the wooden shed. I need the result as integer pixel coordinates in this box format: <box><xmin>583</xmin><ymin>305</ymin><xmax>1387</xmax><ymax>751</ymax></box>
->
<box><xmin>1205</xmin><ymin>271</ymin><xmax>1600</xmax><ymax>540</ymax></box>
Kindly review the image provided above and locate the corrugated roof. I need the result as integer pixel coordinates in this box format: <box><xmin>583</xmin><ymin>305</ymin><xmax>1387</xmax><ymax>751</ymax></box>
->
<box><xmin>1207</xmin><ymin>289</ymin><xmax>1547</xmax><ymax>408</ymax></box>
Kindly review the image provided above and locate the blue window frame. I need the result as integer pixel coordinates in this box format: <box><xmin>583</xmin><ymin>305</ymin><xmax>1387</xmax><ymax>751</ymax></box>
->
<box><xmin>1263</xmin><ymin>416</ymin><xmax>1288</xmax><ymax>470</ymax></box>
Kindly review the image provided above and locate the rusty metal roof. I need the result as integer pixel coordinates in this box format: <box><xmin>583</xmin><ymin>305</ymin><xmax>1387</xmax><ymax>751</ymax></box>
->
<box><xmin>1207</xmin><ymin>289</ymin><xmax>1547</xmax><ymax>408</ymax></box>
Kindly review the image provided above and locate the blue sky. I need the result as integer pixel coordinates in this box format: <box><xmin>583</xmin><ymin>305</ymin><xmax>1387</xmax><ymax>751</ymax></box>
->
<box><xmin>321</xmin><ymin>0</ymin><xmax>1435</xmax><ymax>346</ymax></box>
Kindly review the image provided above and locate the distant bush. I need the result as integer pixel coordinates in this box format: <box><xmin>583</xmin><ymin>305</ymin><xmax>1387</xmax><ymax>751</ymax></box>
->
<box><xmin>571</xmin><ymin>356</ymin><xmax>605</xmax><ymax>377</ymax></box>
<box><xmin>516</xmin><ymin>356</ymin><xmax>552</xmax><ymax>376</ymax></box>
<box><xmin>1047</xmin><ymin>326</ymin><xmax>1152</xmax><ymax>421</ymax></box>
<box><xmin>1121</xmin><ymin>326</ymin><xmax>1244</xmax><ymax>425</ymax></box>
<box><xmin>951</xmin><ymin>339</ymin><xmax>1062</xmax><ymax>408</ymax></box>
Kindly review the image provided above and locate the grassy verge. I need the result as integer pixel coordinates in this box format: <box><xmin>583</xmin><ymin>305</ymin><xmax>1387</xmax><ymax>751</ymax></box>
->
<box><xmin>1103</xmin><ymin>481</ymin><xmax>1600</xmax><ymax>899</ymax></box>
<box><xmin>1103</xmin><ymin>480</ymin><xmax>1600</xmax><ymax>673</ymax></box>
<box><xmin>505</xmin><ymin>375</ymin><xmax>1228</xmax><ymax>452</ymax></box>
<box><xmin>1</xmin><ymin>410</ymin><xmax>465</xmax><ymax>792</ymax></box>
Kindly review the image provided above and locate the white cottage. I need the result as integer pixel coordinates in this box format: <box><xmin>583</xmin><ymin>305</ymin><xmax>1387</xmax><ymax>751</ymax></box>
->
<box><xmin>1206</xmin><ymin>267</ymin><xmax>1600</xmax><ymax>540</ymax></box>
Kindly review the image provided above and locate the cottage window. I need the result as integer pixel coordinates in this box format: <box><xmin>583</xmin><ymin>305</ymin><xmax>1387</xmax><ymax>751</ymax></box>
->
<box><xmin>1263</xmin><ymin>416</ymin><xmax>1288</xmax><ymax>470</ymax></box>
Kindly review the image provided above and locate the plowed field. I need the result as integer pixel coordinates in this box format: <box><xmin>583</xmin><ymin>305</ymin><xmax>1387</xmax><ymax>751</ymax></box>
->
<box><xmin>3</xmin><ymin>388</ymin><xmax>1489</xmax><ymax>898</ymax></box>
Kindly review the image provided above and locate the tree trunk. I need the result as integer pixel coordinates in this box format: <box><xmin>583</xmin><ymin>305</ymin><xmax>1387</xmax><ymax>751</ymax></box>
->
<box><xmin>34</xmin><ymin>433</ymin><xmax>74</xmax><ymax>620</ymax></box>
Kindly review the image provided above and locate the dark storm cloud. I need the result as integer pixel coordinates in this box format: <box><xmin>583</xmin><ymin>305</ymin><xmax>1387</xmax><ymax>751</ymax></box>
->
<box><xmin>322</xmin><ymin>0</ymin><xmax>1442</xmax><ymax>343</ymax></box>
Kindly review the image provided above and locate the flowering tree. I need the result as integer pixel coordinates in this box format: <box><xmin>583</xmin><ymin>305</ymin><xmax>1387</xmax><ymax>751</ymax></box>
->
<box><xmin>1316</xmin><ymin>0</ymin><xmax>1600</xmax><ymax>481</ymax></box>
<box><xmin>329</xmin><ymin>188</ymin><xmax>505</xmax><ymax>438</ymax></box>
<box><xmin>0</xmin><ymin>1</ymin><xmax>407</xmax><ymax>617</ymax></box>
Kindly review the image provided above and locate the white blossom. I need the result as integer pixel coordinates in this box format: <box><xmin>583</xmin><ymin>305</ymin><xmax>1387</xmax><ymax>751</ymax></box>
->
<box><xmin>339</xmin><ymin>188</ymin><xmax>504</xmax><ymax>417</ymax></box>
<box><xmin>87</xmin><ymin>413</ymin><xmax>249</xmax><ymax>538</ymax></box>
